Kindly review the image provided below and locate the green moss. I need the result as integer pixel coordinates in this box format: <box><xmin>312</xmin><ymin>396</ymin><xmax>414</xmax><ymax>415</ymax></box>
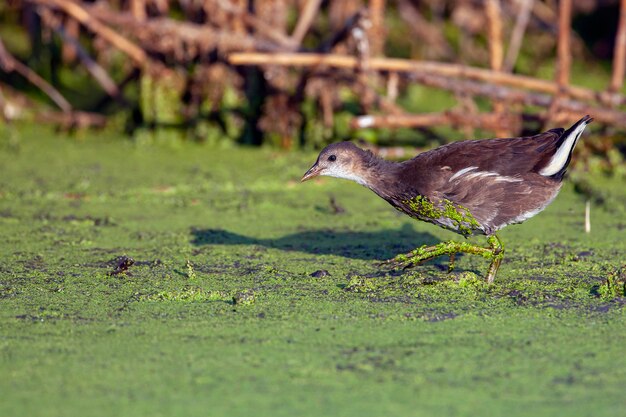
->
<box><xmin>392</xmin><ymin>197</ymin><xmax>507</xmax><ymax>282</ymax></box>
<box><xmin>185</xmin><ymin>259</ymin><xmax>197</xmax><ymax>280</ymax></box>
<box><xmin>344</xmin><ymin>276</ymin><xmax>380</xmax><ymax>293</ymax></box>
<box><xmin>141</xmin><ymin>287</ymin><xmax>228</xmax><ymax>302</ymax></box>
<box><xmin>598</xmin><ymin>266</ymin><xmax>626</xmax><ymax>300</ymax></box>
<box><xmin>456</xmin><ymin>271</ymin><xmax>483</xmax><ymax>288</ymax></box>
<box><xmin>0</xmin><ymin>127</ymin><xmax>625</xmax><ymax>417</ymax></box>
<box><xmin>403</xmin><ymin>195</ymin><xmax>480</xmax><ymax>236</ymax></box>
<box><xmin>232</xmin><ymin>290</ymin><xmax>256</xmax><ymax>306</ymax></box>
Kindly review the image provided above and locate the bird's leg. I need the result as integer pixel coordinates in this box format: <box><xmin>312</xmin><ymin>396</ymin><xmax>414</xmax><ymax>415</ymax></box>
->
<box><xmin>381</xmin><ymin>234</ymin><xmax>505</xmax><ymax>283</ymax></box>
<box><xmin>485</xmin><ymin>234</ymin><xmax>504</xmax><ymax>284</ymax></box>
<box><xmin>382</xmin><ymin>240</ymin><xmax>493</xmax><ymax>269</ymax></box>
<box><xmin>448</xmin><ymin>253</ymin><xmax>456</xmax><ymax>273</ymax></box>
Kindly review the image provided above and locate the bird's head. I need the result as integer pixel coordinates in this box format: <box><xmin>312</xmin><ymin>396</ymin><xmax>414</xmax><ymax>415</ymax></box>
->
<box><xmin>301</xmin><ymin>142</ymin><xmax>371</xmax><ymax>185</ymax></box>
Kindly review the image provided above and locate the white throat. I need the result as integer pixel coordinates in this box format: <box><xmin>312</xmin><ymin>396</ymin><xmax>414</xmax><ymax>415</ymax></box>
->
<box><xmin>323</xmin><ymin>165</ymin><xmax>368</xmax><ymax>186</ymax></box>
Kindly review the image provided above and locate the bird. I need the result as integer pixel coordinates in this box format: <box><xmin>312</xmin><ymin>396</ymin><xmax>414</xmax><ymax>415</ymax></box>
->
<box><xmin>301</xmin><ymin>115</ymin><xmax>592</xmax><ymax>283</ymax></box>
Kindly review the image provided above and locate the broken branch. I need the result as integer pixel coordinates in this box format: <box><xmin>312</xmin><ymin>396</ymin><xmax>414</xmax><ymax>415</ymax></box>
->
<box><xmin>0</xmin><ymin>37</ymin><xmax>72</xmax><ymax>112</ymax></box>
<box><xmin>227</xmin><ymin>52</ymin><xmax>614</xmax><ymax>105</ymax></box>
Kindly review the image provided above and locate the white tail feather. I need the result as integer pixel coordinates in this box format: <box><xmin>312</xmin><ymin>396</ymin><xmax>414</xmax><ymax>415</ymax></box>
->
<box><xmin>539</xmin><ymin>121</ymin><xmax>589</xmax><ymax>177</ymax></box>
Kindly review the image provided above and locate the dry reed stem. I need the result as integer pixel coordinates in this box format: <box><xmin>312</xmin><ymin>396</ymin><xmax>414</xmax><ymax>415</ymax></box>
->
<box><xmin>397</xmin><ymin>0</ymin><xmax>453</xmax><ymax>59</ymax></box>
<box><xmin>352</xmin><ymin>111</ymin><xmax>519</xmax><ymax>132</ymax></box>
<box><xmin>61</xmin><ymin>16</ymin><xmax>79</xmax><ymax>63</ymax></box>
<box><xmin>29</xmin><ymin>0</ymin><xmax>148</xmax><ymax>65</ymax></box>
<box><xmin>503</xmin><ymin>0</ymin><xmax>533</xmax><ymax>72</ymax></box>
<box><xmin>556</xmin><ymin>0</ymin><xmax>572</xmax><ymax>87</ymax></box>
<box><xmin>228</xmin><ymin>52</ymin><xmax>615</xmax><ymax>104</ymax></box>
<box><xmin>485</xmin><ymin>0</ymin><xmax>503</xmax><ymax>72</ymax></box>
<box><xmin>130</xmin><ymin>0</ymin><xmax>147</xmax><ymax>21</ymax></box>
<box><xmin>610</xmin><ymin>0</ymin><xmax>626</xmax><ymax>94</ymax></box>
<box><xmin>368</xmin><ymin>0</ymin><xmax>386</xmax><ymax>57</ymax></box>
<box><xmin>485</xmin><ymin>0</ymin><xmax>508</xmax><ymax>136</ymax></box>
<box><xmin>546</xmin><ymin>0</ymin><xmax>572</xmax><ymax>126</ymax></box>
<box><xmin>216</xmin><ymin>0</ymin><xmax>297</xmax><ymax>48</ymax></box>
<box><xmin>41</xmin><ymin>9</ymin><xmax>121</xmax><ymax>98</ymax></box>
<box><xmin>410</xmin><ymin>72</ymin><xmax>626</xmax><ymax>127</ymax></box>
<box><xmin>290</xmin><ymin>0</ymin><xmax>323</xmax><ymax>46</ymax></box>
<box><xmin>0</xmin><ymin>37</ymin><xmax>72</xmax><ymax>112</ymax></box>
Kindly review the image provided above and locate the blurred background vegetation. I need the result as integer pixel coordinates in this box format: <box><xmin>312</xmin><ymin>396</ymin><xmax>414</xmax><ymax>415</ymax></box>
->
<box><xmin>0</xmin><ymin>0</ymin><xmax>625</xmax><ymax>175</ymax></box>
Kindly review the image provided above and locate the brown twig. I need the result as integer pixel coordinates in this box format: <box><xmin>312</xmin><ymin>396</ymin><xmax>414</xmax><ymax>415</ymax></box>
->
<box><xmin>0</xmin><ymin>37</ymin><xmax>72</xmax><ymax>112</ymax></box>
<box><xmin>397</xmin><ymin>0</ymin><xmax>453</xmax><ymax>59</ymax></box>
<box><xmin>37</xmin><ymin>110</ymin><xmax>107</xmax><ymax>129</ymax></box>
<box><xmin>227</xmin><ymin>52</ymin><xmax>613</xmax><ymax>104</ymax></box>
<box><xmin>530</xmin><ymin>0</ymin><xmax>558</xmax><ymax>27</ymax></box>
<box><xmin>289</xmin><ymin>11</ymin><xmax>370</xmax><ymax>134</ymax></box>
<box><xmin>610</xmin><ymin>0</ymin><xmax>626</xmax><ymax>94</ymax></box>
<box><xmin>411</xmin><ymin>72</ymin><xmax>626</xmax><ymax>128</ymax></box>
<box><xmin>503</xmin><ymin>0</ymin><xmax>534</xmax><ymax>72</ymax></box>
<box><xmin>0</xmin><ymin>82</ymin><xmax>105</xmax><ymax>127</ymax></box>
<box><xmin>485</xmin><ymin>0</ymin><xmax>503</xmax><ymax>72</ymax></box>
<box><xmin>556</xmin><ymin>0</ymin><xmax>572</xmax><ymax>87</ymax></box>
<box><xmin>82</xmin><ymin>2</ymin><xmax>283</xmax><ymax>58</ymax></box>
<box><xmin>368</xmin><ymin>0</ymin><xmax>386</xmax><ymax>57</ymax></box>
<box><xmin>387</xmin><ymin>71</ymin><xmax>399</xmax><ymax>102</ymax></box>
<box><xmin>353</xmin><ymin>11</ymin><xmax>372</xmax><ymax>71</ymax></box>
<box><xmin>290</xmin><ymin>0</ymin><xmax>323</xmax><ymax>47</ymax></box>
<box><xmin>485</xmin><ymin>0</ymin><xmax>508</xmax><ymax>136</ymax></box>
<box><xmin>352</xmin><ymin>111</ymin><xmax>520</xmax><ymax>132</ymax></box>
<box><xmin>352</xmin><ymin>78</ymin><xmax>405</xmax><ymax>115</ymax></box>
<box><xmin>216</xmin><ymin>0</ymin><xmax>297</xmax><ymax>49</ymax></box>
<box><xmin>28</xmin><ymin>0</ymin><xmax>148</xmax><ymax>66</ymax></box>
<box><xmin>40</xmin><ymin>9</ymin><xmax>121</xmax><ymax>99</ymax></box>
<box><xmin>130</xmin><ymin>0</ymin><xmax>147</xmax><ymax>21</ymax></box>
<box><xmin>61</xmin><ymin>16</ymin><xmax>79</xmax><ymax>64</ymax></box>
<box><xmin>546</xmin><ymin>0</ymin><xmax>572</xmax><ymax>126</ymax></box>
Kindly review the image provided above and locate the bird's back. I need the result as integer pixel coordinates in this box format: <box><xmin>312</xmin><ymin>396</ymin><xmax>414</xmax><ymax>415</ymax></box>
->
<box><xmin>388</xmin><ymin>117</ymin><xmax>591</xmax><ymax>235</ymax></box>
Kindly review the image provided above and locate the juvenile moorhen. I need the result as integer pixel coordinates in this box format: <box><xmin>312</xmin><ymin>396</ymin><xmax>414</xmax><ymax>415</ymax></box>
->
<box><xmin>301</xmin><ymin>115</ymin><xmax>592</xmax><ymax>282</ymax></box>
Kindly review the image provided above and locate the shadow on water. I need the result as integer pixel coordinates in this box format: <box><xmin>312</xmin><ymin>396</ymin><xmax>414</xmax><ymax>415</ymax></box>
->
<box><xmin>190</xmin><ymin>223</ymin><xmax>439</xmax><ymax>260</ymax></box>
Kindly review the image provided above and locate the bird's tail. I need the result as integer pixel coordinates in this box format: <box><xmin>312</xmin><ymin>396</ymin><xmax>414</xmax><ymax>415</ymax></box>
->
<box><xmin>539</xmin><ymin>115</ymin><xmax>593</xmax><ymax>179</ymax></box>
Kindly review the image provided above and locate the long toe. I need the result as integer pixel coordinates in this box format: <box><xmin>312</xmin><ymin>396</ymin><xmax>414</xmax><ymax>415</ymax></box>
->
<box><xmin>378</xmin><ymin>254</ymin><xmax>421</xmax><ymax>269</ymax></box>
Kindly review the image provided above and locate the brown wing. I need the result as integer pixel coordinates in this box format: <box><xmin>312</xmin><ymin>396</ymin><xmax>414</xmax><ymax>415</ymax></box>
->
<box><xmin>419</xmin><ymin>128</ymin><xmax>564</xmax><ymax>177</ymax></box>
<box><xmin>399</xmin><ymin>129</ymin><xmax>566</xmax><ymax>234</ymax></box>
<box><xmin>436</xmin><ymin>169</ymin><xmax>560</xmax><ymax>234</ymax></box>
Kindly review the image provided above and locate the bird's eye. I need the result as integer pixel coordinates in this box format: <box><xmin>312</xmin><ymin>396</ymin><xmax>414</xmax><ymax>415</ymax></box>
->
<box><xmin>328</xmin><ymin>155</ymin><xmax>337</xmax><ymax>162</ymax></box>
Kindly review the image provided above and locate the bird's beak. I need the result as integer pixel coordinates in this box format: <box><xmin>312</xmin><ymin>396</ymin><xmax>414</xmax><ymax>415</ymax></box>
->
<box><xmin>301</xmin><ymin>163</ymin><xmax>322</xmax><ymax>182</ymax></box>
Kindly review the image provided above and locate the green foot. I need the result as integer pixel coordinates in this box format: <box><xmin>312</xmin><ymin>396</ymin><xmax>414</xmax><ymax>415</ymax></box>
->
<box><xmin>485</xmin><ymin>235</ymin><xmax>504</xmax><ymax>284</ymax></box>
<box><xmin>381</xmin><ymin>234</ymin><xmax>505</xmax><ymax>283</ymax></box>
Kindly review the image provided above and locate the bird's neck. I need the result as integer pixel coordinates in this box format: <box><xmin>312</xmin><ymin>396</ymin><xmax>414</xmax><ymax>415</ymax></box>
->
<box><xmin>358</xmin><ymin>155</ymin><xmax>403</xmax><ymax>199</ymax></box>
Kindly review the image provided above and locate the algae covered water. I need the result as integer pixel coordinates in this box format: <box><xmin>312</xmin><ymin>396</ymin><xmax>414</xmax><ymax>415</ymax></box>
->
<box><xmin>0</xmin><ymin>128</ymin><xmax>625</xmax><ymax>416</ymax></box>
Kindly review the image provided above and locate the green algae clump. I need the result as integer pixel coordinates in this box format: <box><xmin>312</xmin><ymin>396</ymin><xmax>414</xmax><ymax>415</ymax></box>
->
<box><xmin>403</xmin><ymin>196</ymin><xmax>480</xmax><ymax>236</ymax></box>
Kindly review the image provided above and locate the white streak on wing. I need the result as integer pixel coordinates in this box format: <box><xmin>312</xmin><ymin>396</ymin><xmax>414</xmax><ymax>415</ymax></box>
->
<box><xmin>449</xmin><ymin>166</ymin><xmax>478</xmax><ymax>182</ymax></box>
<box><xmin>539</xmin><ymin>122</ymin><xmax>588</xmax><ymax>176</ymax></box>
<box><xmin>494</xmin><ymin>176</ymin><xmax>523</xmax><ymax>183</ymax></box>
<box><xmin>464</xmin><ymin>171</ymin><xmax>496</xmax><ymax>180</ymax></box>
<box><xmin>464</xmin><ymin>171</ymin><xmax>523</xmax><ymax>183</ymax></box>
<box><xmin>450</xmin><ymin>167</ymin><xmax>522</xmax><ymax>183</ymax></box>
